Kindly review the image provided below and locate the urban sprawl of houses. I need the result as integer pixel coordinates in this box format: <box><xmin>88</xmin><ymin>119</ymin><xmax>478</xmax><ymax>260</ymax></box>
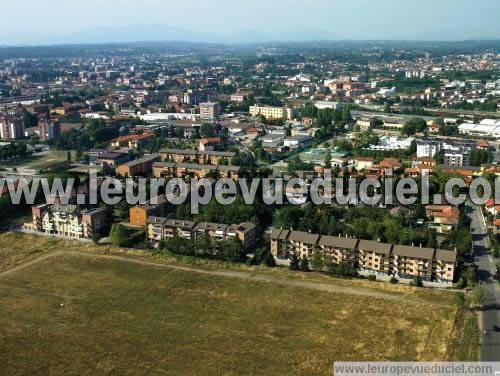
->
<box><xmin>0</xmin><ymin>41</ymin><xmax>499</xmax><ymax>287</ymax></box>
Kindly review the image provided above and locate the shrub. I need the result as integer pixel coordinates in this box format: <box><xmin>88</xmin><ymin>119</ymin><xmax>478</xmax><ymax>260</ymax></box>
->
<box><xmin>413</xmin><ymin>276</ymin><xmax>424</xmax><ymax>287</ymax></box>
<box><xmin>389</xmin><ymin>277</ymin><xmax>399</xmax><ymax>284</ymax></box>
<box><xmin>367</xmin><ymin>275</ymin><xmax>376</xmax><ymax>282</ymax></box>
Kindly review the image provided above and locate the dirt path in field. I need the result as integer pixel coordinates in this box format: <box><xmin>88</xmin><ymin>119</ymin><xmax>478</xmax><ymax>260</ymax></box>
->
<box><xmin>0</xmin><ymin>249</ymin><xmax>428</xmax><ymax>303</ymax></box>
<box><xmin>0</xmin><ymin>250</ymin><xmax>66</xmax><ymax>278</ymax></box>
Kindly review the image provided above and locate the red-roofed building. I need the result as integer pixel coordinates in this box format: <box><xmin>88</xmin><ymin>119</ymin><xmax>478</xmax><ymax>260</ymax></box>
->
<box><xmin>199</xmin><ymin>137</ymin><xmax>221</xmax><ymax>151</ymax></box>
<box><xmin>111</xmin><ymin>133</ymin><xmax>154</xmax><ymax>149</ymax></box>
<box><xmin>426</xmin><ymin>205</ymin><xmax>460</xmax><ymax>233</ymax></box>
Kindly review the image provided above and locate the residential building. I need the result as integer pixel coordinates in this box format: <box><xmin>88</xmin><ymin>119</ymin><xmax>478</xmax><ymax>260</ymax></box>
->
<box><xmin>0</xmin><ymin>116</ymin><xmax>25</xmax><ymax>140</ymax></box>
<box><xmin>111</xmin><ymin>133</ymin><xmax>154</xmax><ymax>149</ymax></box>
<box><xmin>357</xmin><ymin>239</ymin><xmax>393</xmax><ymax>275</ymax></box>
<box><xmin>434</xmin><ymin>249</ymin><xmax>457</xmax><ymax>283</ymax></box>
<box><xmin>38</xmin><ymin>118</ymin><xmax>61</xmax><ymax>141</ymax></box>
<box><xmin>249</xmin><ymin>105</ymin><xmax>292</xmax><ymax>120</ymax></box>
<box><xmin>317</xmin><ymin>235</ymin><xmax>359</xmax><ymax>264</ymax></box>
<box><xmin>199</xmin><ymin>102</ymin><xmax>221</xmax><ymax>123</ymax></box>
<box><xmin>159</xmin><ymin>149</ymin><xmax>236</xmax><ymax>165</ymax></box>
<box><xmin>416</xmin><ymin>140</ymin><xmax>441</xmax><ymax>158</ymax></box>
<box><xmin>152</xmin><ymin>161</ymin><xmax>240</xmax><ymax>180</ymax></box>
<box><xmin>183</xmin><ymin>89</ymin><xmax>212</xmax><ymax>105</ymax></box>
<box><xmin>129</xmin><ymin>196</ymin><xmax>168</xmax><ymax>227</ymax></box>
<box><xmin>392</xmin><ymin>245</ymin><xmax>434</xmax><ymax>280</ymax></box>
<box><xmin>426</xmin><ymin>205</ymin><xmax>460</xmax><ymax>233</ymax></box>
<box><xmin>116</xmin><ymin>154</ymin><xmax>161</xmax><ymax>177</ymax></box>
<box><xmin>443</xmin><ymin>149</ymin><xmax>469</xmax><ymax>166</ymax></box>
<box><xmin>283</xmin><ymin>135</ymin><xmax>312</xmax><ymax>149</ymax></box>
<box><xmin>27</xmin><ymin>203</ymin><xmax>106</xmax><ymax>239</ymax></box>
<box><xmin>199</xmin><ymin>137</ymin><xmax>221</xmax><ymax>151</ymax></box>
<box><xmin>269</xmin><ymin>228</ymin><xmax>456</xmax><ymax>283</ymax></box>
<box><xmin>147</xmin><ymin>218</ymin><xmax>256</xmax><ymax>249</ymax></box>
<box><xmin>354</xmin><ymin>156</ymin><xmax>374</xmax><ymax>171</ymax></box>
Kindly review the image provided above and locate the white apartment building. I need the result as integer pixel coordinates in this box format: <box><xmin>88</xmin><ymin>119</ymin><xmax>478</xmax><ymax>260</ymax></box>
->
<box><xmin>416</xmin><ymin>140</ymin><xmax>442</xmax><ymax>158</ymax></box>
<box><xmin>443</xmin><ymin>149</ymin><xmax>469</xmax><ymax>166</ymax></box>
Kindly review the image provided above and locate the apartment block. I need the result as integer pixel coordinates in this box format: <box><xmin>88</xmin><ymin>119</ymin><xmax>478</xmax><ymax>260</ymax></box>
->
<box><xmin>0</xmin><ymin>116</ymin><xmax>25</xmax><ymax>140</ymax></box>
<box><xmin>443</xmin><ymin>149</ymin><xmax>469</xmax><ymax>166</ymax></box>
<box><xmin>111</xmin><ymin>133</ymin><xmax>154</xmax><ymax>149</ymax></box>
<box><xmin>129</xmin><ymin>195</ymin><xmax>168</xmax><ymax>227</ymax></box>
<box><xmin>27</xmin><ymin>203</ymin><xmax>106</xmax><ymax>239</ymax></box>
<box><xmin>393</xmin><ymin>245</ymin><xmax>434</xmax><ymax>280</ymax></box>
<box><xmin>38</xmin><ymin>118</ymin><xmax>61</xmax><ymax>141</ymax></box>
<box><xmin>152</xmin><ymin>162</ymin><xmax>240</xmax><ymax>180</ymax></box>
<box><xmin>116</xmin><ymin>153</ymin><xmax>161</xmax><ymax>177</ymax></box>
<box><xmin>199</xmin><ymin>102</ymin><xmax>221</xmax><ymax>123</ymax></box>
<box><xmin>147</xmin><ymin>218</ymin><xmax>257</xmax><ymax>250</ymax></box>
<box><xmin>249</xmin><ymin>105</ymin><xmax>292</xmax><ymax>120</ymax></box>
<box><xmin>159</xmin><ymin>148</ymin><xmax>236</xmax><ymax>165</ymax></box>
<box><xmin>434</xmin><ymin>249</ymin><xmax>457</xmax><ymax>283</ymax></box>
<box><xmin>269</xmin><ymin>228</ymin><xmax>457</xmax><ymax>283</ymax></box>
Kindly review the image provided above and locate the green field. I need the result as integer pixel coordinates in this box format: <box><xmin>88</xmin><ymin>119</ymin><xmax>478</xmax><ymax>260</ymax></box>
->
<box><xmin>0</xmin><ymin>150</ymin><xmax>74</xmax><ymax>171</ymax></box>
<box><xmin>0</xmin><ymin>233</ymin><xmax>478</xmax><ymax>375</ymax></box>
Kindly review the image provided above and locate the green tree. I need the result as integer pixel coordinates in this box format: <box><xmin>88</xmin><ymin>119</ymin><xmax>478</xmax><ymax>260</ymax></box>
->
<box><xmin>200</xmin><ymin>123</ymin><xmax>214</xmax><ymax>138</ymax></box>
<box><xmin>109</xmin><ymin>224</ymin><xmax>129</xmax><ymax>247</ymax></box>
<box><xmin>324</xmin><ymin>149</ymin><xmax>332</xmax><ymax>168</ymax></box>
<box><xmin>401</xmin><ymin>117</ymin><xmax>427</xmax><ymax>136</ymax></box>
<box><xmin>341</xmin><ymin>106</ymin><xmax>352</xmax><ymax>123</ymax></box>
<box><xmin>310</xmin><ymin>248</ymin><xmax>325</xmax><ymax>271</ymax></box>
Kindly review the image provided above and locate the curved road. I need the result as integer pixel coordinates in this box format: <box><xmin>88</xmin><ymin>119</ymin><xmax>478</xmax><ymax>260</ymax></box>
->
<box><xmin>467</xmin><ymin>202</ymin><xmax>500</xmax><ymax>361</ymax></box>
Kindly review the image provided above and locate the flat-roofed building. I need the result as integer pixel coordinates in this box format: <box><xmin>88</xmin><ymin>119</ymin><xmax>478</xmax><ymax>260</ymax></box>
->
<box><xmin>199</xmin><ymin>102</ymin><xmax>221</xmax><ymax>123</ymax></box>
<box><xmin>249</xmin><ymin>105</ymin><xmax>291</xmax><ymax>120</ymax></box>
<box><xmin>27</xmin><ymin>203</ymin><xmax>106</xmax><ymax>239</ymax></box>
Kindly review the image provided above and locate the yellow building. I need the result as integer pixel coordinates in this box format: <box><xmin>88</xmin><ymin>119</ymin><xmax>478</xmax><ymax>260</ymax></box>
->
<box><xmin>269</xmin><ymin>228</ymin><xmax>456</xmax><ymax>283</ymax></box>
<box><xmin>249</xmin><ymin>105</ymin><xmax>292</xmax><ymax>120</ymax></box>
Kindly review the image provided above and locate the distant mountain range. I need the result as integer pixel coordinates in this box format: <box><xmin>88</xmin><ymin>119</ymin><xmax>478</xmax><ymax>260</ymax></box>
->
<box><xmin>1</xmin><ymin>23</ymin><xmax>499</xmax><ymax>46</ymax></box>
<box><xmin>3</xmin><ymin>24</ymin><xmax>339</xmax><ymax>45</ymax></box>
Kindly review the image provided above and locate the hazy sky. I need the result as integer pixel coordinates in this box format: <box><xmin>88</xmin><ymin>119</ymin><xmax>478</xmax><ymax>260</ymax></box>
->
<box><xmin>1</xmin><ymin>0</ymin><xmax>499</xmax><ymax>44</ymax></box>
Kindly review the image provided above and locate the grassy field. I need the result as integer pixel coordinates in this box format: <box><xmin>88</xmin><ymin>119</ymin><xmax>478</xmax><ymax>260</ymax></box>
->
<box><xmin>0</xmin><ymin>233</ymin><xmax>477</xmax><ymax>375</ymax></box>
<box><xmin>0</xmin><ymin>150</ymin><xmax>74</xmax><ymax>171</ymax></box>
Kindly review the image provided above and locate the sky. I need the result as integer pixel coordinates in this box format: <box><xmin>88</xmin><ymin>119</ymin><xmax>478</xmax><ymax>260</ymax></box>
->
<box><xmin>1</xmin><ymin>0</ymin><xmax>499</xmax><ymax>45</ymax></box>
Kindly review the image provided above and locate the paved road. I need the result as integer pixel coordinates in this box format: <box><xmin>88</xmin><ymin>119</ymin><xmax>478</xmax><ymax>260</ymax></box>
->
<box><xmin>467</xmin><ymin>202</ymin><xmax>500</xmax><ymax>361</ymax></box>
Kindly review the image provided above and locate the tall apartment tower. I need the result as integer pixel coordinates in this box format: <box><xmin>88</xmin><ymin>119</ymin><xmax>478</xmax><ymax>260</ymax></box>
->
<box><xmin>199</xmin><ymin>102</ymin><xmax>221</xmax><ymax>123</ymax></box>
